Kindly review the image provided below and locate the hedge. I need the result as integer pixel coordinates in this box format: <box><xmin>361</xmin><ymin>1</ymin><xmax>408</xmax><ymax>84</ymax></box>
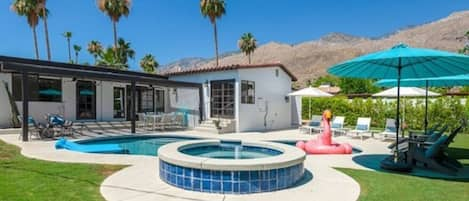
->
<box><xmin>301</xmin><ymin>96</ymin><xmax>469</xmax><ymax>132</ymax></box>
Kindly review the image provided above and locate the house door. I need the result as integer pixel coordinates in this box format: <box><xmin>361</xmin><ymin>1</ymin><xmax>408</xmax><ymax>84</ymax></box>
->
<box><xmin>210</xmin><ymin>80</ymin><xmax>235</xmax><ymax>119</ymax></box>
<box><xmin>76</xmin><ymin>81</ymin><xmax>96</xmax><ymax>120</ymax></box>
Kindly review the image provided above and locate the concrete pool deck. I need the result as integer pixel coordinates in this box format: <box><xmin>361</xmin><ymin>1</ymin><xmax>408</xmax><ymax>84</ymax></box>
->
<box><xmin>0</xmin><ymin>129</ymin><xmax>393</xmax><ymax>201</ymax></box>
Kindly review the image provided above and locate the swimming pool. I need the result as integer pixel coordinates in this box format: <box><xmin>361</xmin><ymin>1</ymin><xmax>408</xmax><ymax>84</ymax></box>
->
<box><xmin>77</xmin><ymin>135</ymin><xmax>198</xmax><ymax>156</ymax></box>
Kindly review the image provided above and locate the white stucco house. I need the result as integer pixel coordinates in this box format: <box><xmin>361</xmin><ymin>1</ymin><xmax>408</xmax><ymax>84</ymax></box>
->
<box><xmin>165</xmin><ymin>63</ymin><xmax>299</xmax><ymax>132</ymax></box>
<box><xmin>0</xmin><ymin>56</ymin><xmax>299</xmax><ymax>135</ymax></box>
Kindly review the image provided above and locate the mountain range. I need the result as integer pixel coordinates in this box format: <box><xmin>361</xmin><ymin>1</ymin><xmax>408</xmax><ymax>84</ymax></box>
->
<box><xmin>160</xmin><ymin>11</ymin><xmax>469</xmax><ymax>86</ymax></box>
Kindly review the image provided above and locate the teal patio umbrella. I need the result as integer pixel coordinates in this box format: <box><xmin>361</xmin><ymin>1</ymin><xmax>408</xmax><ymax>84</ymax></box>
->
<box><xmin>39</xmin><ymin>89</ymin><xmax>62</xmax><ymax>96</ymax></box>
<box><xmin>376</xmin><ymin>74</ymin><xmax>469</xmax><ymax>134</ymax></box>
<box><xmin>328</xmin><ymin>43</ymin><xmax>469</xmax><ymax>167</ymax></box>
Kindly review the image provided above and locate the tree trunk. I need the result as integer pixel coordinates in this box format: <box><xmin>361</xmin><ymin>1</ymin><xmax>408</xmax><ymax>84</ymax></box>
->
<box><xmin>67</xmin><ymin>39</ymin><xmax>72</xmax><ymax>62</ymax></box>
<box><xmin>43</xmin><ymin>6</ymin><xmax>51</xmax><ymax>61</ymax></box>
<box><xmin>32</xmin><ymin>26</ymin><xmax>39</xmax><ymax>59</ymax></box>
<box><xmin>248</xmin><ymin>53</ymin><xmax>251</xmax><ymax>64</ymax></box>
<box><xmin>213</xmin><ymin>21</ymin><xmax>219</xmax><ymax>67</ymax></box>
<box><xmin>113</xmin><ymin>21</ymin><xmax>118</xmax><ymax>48</ymax></box>
<box><xmin>75</xmin><ymin>53</ymin><xmax>78</xmax><ymax>64</ymax></box>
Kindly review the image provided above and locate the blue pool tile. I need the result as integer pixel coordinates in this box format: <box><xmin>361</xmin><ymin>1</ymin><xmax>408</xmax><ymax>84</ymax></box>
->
<box><xmin>176</xmin><ymin>166</ymin><xmax>183</xmax><ymax>175</ymax></box>
<box><xmin>240</xmin><ymin>182</ymin><xmax>249</xmax><ymax>193</ymax></box>
<box><xmin>250</xmin><ymin>171</ymin><xmax>259</xmax><ymax>180</ymax></box>
<box><xmin>184</xmin><ymin>168</ymin><xmax>192</xmax><ymax>177</ymax></box>
<box><xmin>233</xmin><ymin>182</ymin><xmax>240</xmax><ymax>193</ymax></box>
<box><xmin>222</xmin><ymin>182</ymin><xmax>232</xmax><ymax>192</ymax></box>
<box><xmin>269</xmin><ymin>180</ymin><xmax>277</xmax><ymax>190</ymax></box>
<box><xmin>222</xmin><ymin>171</ymin><xmax>232</xmax><ymax>181</ymax></box>
<box><xmin>169</xmin><ymin>165</ymin><xmax>176</xmax><ymax>174</ymax></box>
<box><xmin>202</xmin><ymin>170</ymin><xmax>211</xmax><ymax>180</ymax></box>
<box><xmin>250</xmin><ymin>180</ymin><xmax>260</xmax><ymax>193</ymax></box>
<box><xmin>261</xmin><ymin>181</ymin><xmax>269</xmax><ymax>191</ymax></box>
<box><xmin>202</xmin><ymin>180</ymin><xmax>211</xmax><ymax>192</ymax></box>
<box><xmin>232</xmin><ymin>171</ymin><xmax>240</xmax><ymax>180</ymax></box>
<box><xmin>169</xmin><ymin>174</ymin><xmax>176</xmax><ymax>184</ymax></box>
<box><xmin>184</xmin><ymin>178</ymin><xmax>191</xmax><ymax>189</ymax></box>
<box><xmin>240</xmin><ymin>171</ymin><xmax>249</xmax><ymax>181</ymax></box>
<box><xmin>278</xmin><ymin>177</ymin><xmax>286</xmax><ymax>189</ymax></box>
<box><xmin>269</xmin><ymin>169</ymin><xmax>277</xmax><ymax>180</ymax></box>
<box><xmin>193</xmin><ymin>179</ymin><xmax>201</xmax><ymax>191</ymax></box>
<box><xmin>193</xmin><ymin>169</ymin><xmax>201</xmax><ymax>178</ymax></box>
<box><xmin>212</xmin><ymin>171</ymin><xmax>221</xmax><ymax>180</ymax></box>
<box><xmin>177</xmin><ymin>176</ymin><xmax>184</xmax><ymax>187</ymax></box>
<box><xmin>212</xmin><ymin>181</ymin><xmax>221</xmax><ymax>192</ymax></box>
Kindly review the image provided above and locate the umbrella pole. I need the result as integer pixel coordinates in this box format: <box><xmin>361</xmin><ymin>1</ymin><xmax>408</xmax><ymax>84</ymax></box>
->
<box><xmin>425</xmin><ymin>80</ymin><xmax>429</xmax><ymax>134</ymax></box>
<box><xmin>309</xmin><ymin>97</ymin><xmax>312</xmax><ymax>120</ymax></box>
<box><xmin>395</xmin><ymin>59</ymin><xmax>402</xmax><ymax>162</ymax></box>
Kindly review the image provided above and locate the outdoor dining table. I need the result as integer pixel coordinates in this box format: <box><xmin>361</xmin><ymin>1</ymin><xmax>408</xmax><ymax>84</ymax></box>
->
<box><xmin>145</xmin><ymin>114</ymin><xmax>164</xmax><ymax>130</ymax></box>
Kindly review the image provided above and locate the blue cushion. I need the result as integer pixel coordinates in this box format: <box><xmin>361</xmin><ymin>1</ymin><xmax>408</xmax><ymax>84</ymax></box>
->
<box><xmin>356</xmin><ymin>124</ymin><xmax>368</xmax><ymax>131</ymax></box>
<box><xmin>331</xmin><ymin>123</ymin><xmax>342</xmax><ymax>129</ymax></box>
<box><xmin>49</xmin><ymin>116</ymin><xmax>65</xmax><ymax>125</ymax></box>
<box><xmin>27</xmin><ymin>117</ymin><xmax>35</xmax><ymax>124</ymax></box>
<box><xmin>385</xmin><ymin>127</ymin><xmax>397</xmax><ymax>132</ymax></box>
<box><xmin>309</xmin><ymin>121</ymin><xmax>320</xmax><ymax>127</ymax></box>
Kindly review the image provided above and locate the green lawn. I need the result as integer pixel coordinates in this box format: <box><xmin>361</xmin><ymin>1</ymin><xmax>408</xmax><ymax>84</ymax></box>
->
<box><xmin>338</xmin><ymin>134</ymin><xmax>469</xmax><ymax>201</ymax></box>
<box><xmin>0</xmin><ymin>140</ymin><xmax>124</xmax><ymax>201</ymax></box>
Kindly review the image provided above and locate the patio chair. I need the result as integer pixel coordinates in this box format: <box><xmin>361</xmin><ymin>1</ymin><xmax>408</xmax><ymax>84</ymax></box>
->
<box><xmin>299</xmin><ymin>115</ymin><xmax>322</xmax><ymax>134</ymax></box>
<box><xmin>46</xmin><ymin>114</ymin><xmax>74</xmax><ymax>136</ymax></box>
<box><xmin>330</xmin><ymin>116</ymin><xmax>346</xmax><ymax>136</ymax></box>
<box><xmin>17</xmin><ymin>115</ymin><xmax>44</xmax><ymax>140</ymax></box>
<box><xmin>406</xmin><ymin>125</ymin><xmax>463</xmax><ymax>175</ymax></box>
<box><xmin>377</xmin><ymin>119</ymin><xmax>397</xmax><ymax>141</ymax></box>
<box><xmin>388</xmin><ymin>125</ymin><xmax>448</xmax><ymax>152</ymax></box>
<box><xmin>155</xmin><ymin>114</ymin><xmax>174</xmax><ymax>130</ymax></box>
<box><xmin>347</xmin><ymin>117</ymin><xmax>371</xmax><ymax>140</ymax></box>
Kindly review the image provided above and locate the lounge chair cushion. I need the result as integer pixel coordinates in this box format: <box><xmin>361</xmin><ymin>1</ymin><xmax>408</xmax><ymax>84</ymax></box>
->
<box><xmin>356</xmin><ymin>124</ymin><xmax>368</xmax><ymax>131</ymax></box>
<box><xmin>425</xmin><ymin>135</ymin><xmax>448</xmax><ymax>158</ymax></box>
<box><xmin>331</xmin><ymin>123</ymin><xmax>342</xmax><ymax>129</ymax></box>
<box><xmin>49</xmin><ymin>116</ymin><xmax>65</xmax><ymax>125</ymax></box>
<box><xmin>309</xmin><ymin>121</ymin><xmax>320</xmax><ymax>127</ymax></box>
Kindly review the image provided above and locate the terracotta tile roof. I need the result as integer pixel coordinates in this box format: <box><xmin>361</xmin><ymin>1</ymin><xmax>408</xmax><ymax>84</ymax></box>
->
<box><xmin>162</xmin><ymin>63</ymin><xmax>298</xmax><ymax>81</ymax></box>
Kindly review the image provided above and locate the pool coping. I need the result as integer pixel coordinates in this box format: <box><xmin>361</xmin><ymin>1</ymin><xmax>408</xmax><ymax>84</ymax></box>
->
<box><xmin>158</xmin><ymin>140</ymin><xmax>306</xmax><ymax>171</ymax></box>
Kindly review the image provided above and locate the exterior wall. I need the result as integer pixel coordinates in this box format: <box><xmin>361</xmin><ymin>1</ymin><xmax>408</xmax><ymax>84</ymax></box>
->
<box><xmin>0</xmin><ymin>72</ymin><xmax>199</xmax><ymax>128</ymax></box>
<box><xmin>238</xmin><ymin>67</ymin><xmax>293</xmax><ymax>131</ymax></box>
<box><xmin>0</xmin><ymin>73</ymin><xmax>13</xmax><ymax>128</ymax></box>
<box><xmin>169</xmin><ymin>67</ymin><xmax>294</xmax><ymax>132</ymax></box>
<box><xmin>169</xmin><ymin>70</ymin><xmax>240</xmax><ymax>129</ymax></box>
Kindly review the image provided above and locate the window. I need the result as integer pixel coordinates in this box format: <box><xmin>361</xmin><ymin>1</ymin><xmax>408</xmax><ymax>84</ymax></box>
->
<box><xmin>113</xmin><ymin>87</ymin><xmax>125</xmax><ymax>118</ymax></box>
<box><xmin>140</xmin><ymin>88</ymin><xmax>154</xmax><ymax>113</ymax></box>
<box><xmin>12</xmin><ymin>74</ymin><xmax>62</xmax><ymax>102</ymax></box>
<box><xmin>155</xmin><ymin>89</ymin><xmax>165</xmax><ymax>113</ymax></box>
<box><xmin>241</xmin><ymin>80</ymin><xmax>255</xmax><ymax>104</ymax></box>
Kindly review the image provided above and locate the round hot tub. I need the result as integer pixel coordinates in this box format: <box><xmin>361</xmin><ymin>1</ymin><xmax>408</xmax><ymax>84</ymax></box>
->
<box><xmin>158</xmin><ymin>140</ymin><xmax>306</xmax><ymax>194</ymax></box>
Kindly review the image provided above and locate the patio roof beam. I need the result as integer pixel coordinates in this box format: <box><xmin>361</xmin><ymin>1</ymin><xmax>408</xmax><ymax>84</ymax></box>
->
<box><xmin>21</xmin><ymin>71</ymin><xmax>29</xmax><ymax>142</ymax></box>
<box><xmin>131</xmin><ymin>81</ymin><xmax>136</xmax><ymax>134</ymax></box>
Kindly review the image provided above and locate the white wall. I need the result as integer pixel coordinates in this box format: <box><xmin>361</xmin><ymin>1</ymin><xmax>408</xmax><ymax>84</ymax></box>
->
<box><xmin>238</xmin><ymin>67</ymin><xmax>293</xmax><ymax>131</ymax></box>
<box><xmin>168</xmin><ymin>87</ymin><xmax>200</xmax><ymax>128</ymax></box>
<box><xmin>0</xmin><ymin>73</ymin><xmax>13</xmax><ymax>128</ymax></box>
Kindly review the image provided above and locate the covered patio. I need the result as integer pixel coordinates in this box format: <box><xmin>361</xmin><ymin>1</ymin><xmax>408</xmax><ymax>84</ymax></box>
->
<box><xmin>0</xmin><ymin>55</ymin><xmax>204</xmax><ymax>141</ymax></box>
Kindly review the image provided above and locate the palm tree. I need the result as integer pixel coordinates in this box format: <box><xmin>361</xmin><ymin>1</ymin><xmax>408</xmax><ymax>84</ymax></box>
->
<box><xmin>200</xmin><ymin>0</ymin><xmax>226</xmax><ymax>66</ymax></box>
<box><xmin>96</xmin><ymin>47</ymin><xmax>126</xmax><ymax>69</ymax></box>
<box><xmin>62</xmin><ymin>32</ymin><xmax>73</xmax><ymax>62</ymax></box>
<box><xmin>73</xmin><ymin>44</ymin><xmax>81</xmax><ymax>64</ymax></box>
<box><xmin>97</xmin><ymin>0</ymin><xmax>131</xmax><ymax>49</ymax></box>
<box><xmin>237</xmin><ymin>33</ymin><xmax>257</xmax><ymax>64</ymax></box>
<box><xmin>140</xmin><ymin>54</ymin><xmax>159</xmax><ymax>73</ymax></box>
<box><xmin>115</xmin><ymin>37</ymin><xmax>135</xmax><ymax>68</ymax></box>
<box><xmin>37</xmin><ymin>0</ymin><xmax>51</xmax><ymax>60</ymax></box>
<box><xmin>11</xmin><ymin>0</ymin><xmax>41</xmax><ymax>59</ymax></box>
<box><xmin>87</xmin><ymin>40</ymin><xmax>103</xmax><ymax>64</ymax></box>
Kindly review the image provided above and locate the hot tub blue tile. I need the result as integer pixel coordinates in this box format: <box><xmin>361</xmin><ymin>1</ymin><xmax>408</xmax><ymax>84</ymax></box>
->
<box><xmin>176</xmin><ymin>166</ymin><xmax>183</xmax><ymax>175</ymax></box>
<box><xmin>193</xmin><ymin>179</ymin><xmax>201</xmax><ymax>191</ymax></box>
<box><xmin>269</xmin><ymin>180</ymin><xmax>277</xmax><ymax>190</ymax></box>
<box><xmin>250</xmin><ymin>171</ymin><xmax>259</xmax><ymax>180</ymax></box>
<box><xmin>184</xmin><ymin>168</ymin><xmax>192</xmax><ymax>177</ymax></box>
<box><xmin>169</xmin><ymin>174</ymin><xmax>176</xmax><ymax>184</ymax></box>
<box><xmin>240</xmin><ymin>182</ymin><xmax>249</xmax><ymax>193</ymax></box>
<box><xmin>222</xmin><ymin>171</ymin><xmax>232</xmax><ymax>181</ymax></box>
<box><xmin>184</xmin><ymin>178</ymin><xmax>191</xmax><ymax>188</ymax></box>
<box><xmin>233</xmin><ymin>182</ymin><xmax>240</xmax><ymax>193</ymax></box>
<box><xmin>269</xmin><ymin>169</ymin><xmax>277</xmax><ymax>180</ymax></box>
<box><xmin>250</xmin><ymin>180</ymin><xmax>260</xmax><ymax>193</ymax></box>
<box><xmin>261</xmin><ymin>180</ymin><xmax>269</xmax><ymax>191</ymax></box>
<box><xmin>212</xmin><ymin>181</ymin><xmax>221</xmax><ymax>192</ymax></box>
<box><xmin>212</xmin><ymin>171</ymin><xmax>221</xmax><ymax>180</ymax></box>
<box><xmin>222</xmin><ymin>182</ymin><xmax>232</xmax><ymax>192</ymax></box>
<box><xmin>193</xmin><ymin>169</ymin><xmax>201</xmax><ymax>178</ymax></box>
<box><xmin>240</xmin><ymin>171</ymin><xmax>249</xmax><ymax>181</ymax></box>
<box><xmin>177</xmin><ymin>176</ymin><xmax>184</xmax><ymax>187</ymax></box>
<box><xmin>202</xmin><ymin>170</ymin><xmax>211</xmax><ymax>180</ymax></box>
<box><xmin>202</xmin><ymin>180</ymin><xmax>211</xmax><ymax>192</ymax></box>
<box><xmin>261</xmin><ymin>170</ymin><xmax>269</xmax><ymax>180</ymax></box>
<box><xmin>233</xmin><ymin>171</ymin><xmax>240</xmax><ymax>180</ymax></box>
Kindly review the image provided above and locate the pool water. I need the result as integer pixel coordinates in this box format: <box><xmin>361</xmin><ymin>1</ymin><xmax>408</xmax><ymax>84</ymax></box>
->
<box><xmin>77</xmin><ymin>136</ymin><xmax>196</xmax><ymax>156</ymax></box>
<box><xmin>180</xmin><ymin>144</ymin><xmax>282</xmax><ymax>159</ymax></box>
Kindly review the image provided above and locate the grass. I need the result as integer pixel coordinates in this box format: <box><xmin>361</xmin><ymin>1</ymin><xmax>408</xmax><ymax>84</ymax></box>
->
<box><xmin>338</xmin><ymin>134</ymin><xmax>469</xmax><ymax>201</ymax></box>
<box><xmin>0</xmin><ymin>140</ymin><xmax>124</xmax><ymax>201</ymax></box>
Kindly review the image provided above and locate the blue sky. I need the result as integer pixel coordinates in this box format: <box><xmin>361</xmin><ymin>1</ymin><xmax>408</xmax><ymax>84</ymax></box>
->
<box><xmin>0</xmin><ymin>0</ymin><xmax>467</xmax><ymax>71</ymax></box>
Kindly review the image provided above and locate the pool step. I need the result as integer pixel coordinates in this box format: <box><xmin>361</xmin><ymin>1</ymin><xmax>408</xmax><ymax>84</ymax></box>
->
<box><xmin>195</xmin><ymin>119</ymin><xmax>236</xmax><ymax>134</ymax></box>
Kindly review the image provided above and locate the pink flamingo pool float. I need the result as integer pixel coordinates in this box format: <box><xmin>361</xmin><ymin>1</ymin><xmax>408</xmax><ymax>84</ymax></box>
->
<box><xmin>296</xmin><ymin>110</ymin><xmax>353</xmax><ymax>154</ymax></box>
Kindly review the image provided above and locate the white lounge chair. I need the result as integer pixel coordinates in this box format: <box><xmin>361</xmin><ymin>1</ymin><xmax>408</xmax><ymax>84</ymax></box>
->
<box><xmin>377</xmin><ymin>118</ymin><xmax>397</xmax><ymax>141</ymax></box>
<box><xmin>299</xmin><ymin>115</ymin><xmax>322</xmax><ymax>134</ymax></box>
<box><xmin>347</xmin><ymin>117</ymin><xmax>372</xmax><ymax>140</ymax></box>
<box><xmin>331</xmin><ymin>116</ymin><xmax>346</xmax><ymax>136</ymax></box>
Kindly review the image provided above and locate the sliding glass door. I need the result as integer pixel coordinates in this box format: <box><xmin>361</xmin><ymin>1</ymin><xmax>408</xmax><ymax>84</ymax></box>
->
<box><xmin>76</xmin><ymin>81</ymin><xmax>96</xmax><ymax>120</ymax></box>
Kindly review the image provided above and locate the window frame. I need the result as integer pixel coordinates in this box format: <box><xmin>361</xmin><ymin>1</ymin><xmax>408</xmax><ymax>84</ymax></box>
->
<box><xmin>241</xmin><ymin>80</ymin><xmax>255</xmax><ymax>104</ymax></box>
<box><xmin>12</xmin><ymin>74</ymin><xmax>62</xmax><ymax>102</ymax></box>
